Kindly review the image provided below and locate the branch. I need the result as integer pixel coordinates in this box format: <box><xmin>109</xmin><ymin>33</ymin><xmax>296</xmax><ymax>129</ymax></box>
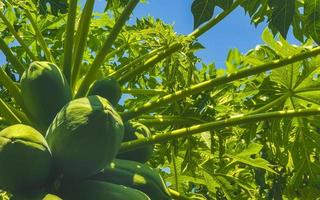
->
<box><xmin>0</xmin><ymin>68</ymin><xmax>24</xmax><ymax>108</ymax></box>
<box><xmin>0</xmin><ymin>12</ymin><xmax>37</xmax><ymax>61</ymax></box>
<box><xmin>119</xmin><ymin>108</ymin><xmax>320</xmax><ymax>152</ymax></box>
<box><xmin>63</xmin><ymin>0</ymin><xmax>78</xmax><ymax>83</ymax></box>
<box><xmin>71</xmin><ymin>0</ymin><xmax>95</xmax><ymax>91</ymax></box>
<box><xmin>109</xmin><ymin>45</ymin><xmax>168</xmax><ymax>80</ymax></box>
<box><xmin>188</xmin><ymin>0</ymin><xmax>245</xmax><ymax>39</ymax></box>
<box><xmin>118</xmin><ymin>0</ymin><xmax>244</xmax><ymax>83</ymax></box>
<box><xmin>25</xmin><ymin>10</ymin><xmax>55</xmax><ymax>63</ymax></box>
<box><xmin>118</xmin><ymin>43</ymin><xmax>181</xmax><ymax>84</ymax></box>
<box><xmin>248</xmin><ymin>94</ymin><xmax>290</xmax><ymax>115</ymax></box>
<box><xmin>0</xmin><ymin>98</ymin><xmax>21</xmax><ymax>124</ymax></box>
<box><xmin>7</xmin><ymin>104</ymin><xmax>32</xmax><ymax>125</ymax></box>
<box><xmin>121</xmin><ymin>47</ymin><xmax>320</xmax><ymax>120</ymax></box>
<box><xmin>136</xmin><ymin>115</ymin><xmax>205</xmax><ymax>126</ymax></box>
<box><xmin>75</xmin><ymin>0</ymin><xmax>140</xmax><ymax>98</ymax></box>
<box><xmin>121</xmin><ymin>88</ymin><xmax>168</xmax><ymax>95</ymax></box>
<box><xmin>0</xmin><ymin>38</ymin><xmax>25</xmax><ymax>74</ymax></box>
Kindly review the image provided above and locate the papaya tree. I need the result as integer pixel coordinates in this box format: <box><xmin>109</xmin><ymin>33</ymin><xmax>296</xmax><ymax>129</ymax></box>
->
<box><xmin>0</xmin><ymin>0</ymin><xmax>320</xmax><ymax>199</ymax></box>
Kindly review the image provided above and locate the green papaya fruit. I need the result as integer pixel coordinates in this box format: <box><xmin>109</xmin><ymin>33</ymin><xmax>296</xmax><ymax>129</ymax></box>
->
<box><xmin>42</xmin><ymin>194</ymin><xmax>62</xmax><ymax>200</ymax></box>
<box><xmin>61</xmin><ymin>180</ymin><xmax>150</xmax><ymax>200</ymax></box>
<box><xmin>46</xmin><ymin>95</ymin><xmax>124</xmax><ymax>180</ymax></box>
<box><xmin>91</xmin><ymin>159</ymin><xmax>172</xmax><ymax>200</ymax></box>
<box><xmin>116</xmin><ymin>122</ymin><xmax>154</xmax><ymax>163</ymax></box>
<box><xmin>21</xmin><ymin>61</ymin><xmax>72</xmax><ymax>132</ymax></box>
<box><xmin>87</xmin><ymin>78</ymin><xmax>121</xmax><ymax>106</ymax></box>
<box><xmin>0</xmin><ymin>124</ymin><xmax>52</xmax><ymax>194</ymax></box>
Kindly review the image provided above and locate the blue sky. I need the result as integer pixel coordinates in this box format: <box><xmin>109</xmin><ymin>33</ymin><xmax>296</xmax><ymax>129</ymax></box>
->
<box><xmin>0</xmin><ymin>0</ymin><xmax>300</xmax><ymax>67</ymax></box>
<box><xmin>91</xmin><ymin>0</ymin><xmax>300</xmax><ymax>66</ymax></box>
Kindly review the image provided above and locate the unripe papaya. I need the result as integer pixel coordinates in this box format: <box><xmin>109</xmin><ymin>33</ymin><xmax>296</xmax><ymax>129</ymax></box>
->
<box><xmin>0</xmin><ymin>124</ymin><xmax>52</xmax><ymax>194</ymax></box>
<box><xmin>21</xmin><ymin>61</ymin><xmax>72</xmax><ymax>132</ymax></box>
<box><xmin>42</xmin><ymin>194</ymin><xmax>62</xmax><ymax>200</ymax></box>
<box><xmin>91</xmin><ymin>159</ymin><xmax>172</xmax><ymax>200</ymax></box>
<box><xmin>117</xmin><ymin>122</ymin><xmax>154</xmax><ymax>163</ymax></box>
<box><xmin>61</xmin><ymin>180</ymin><xmax>150</xmax><ymax>200</ymax></box>
<box><xmin>46</xmin><ymin>95</ymin><xmax>124</xmax><ymax>180</ymax></box>
<box><xmin>87</xmin><ymin>78</ymin><xmax>121</xmax><ymax>106</ymax></box>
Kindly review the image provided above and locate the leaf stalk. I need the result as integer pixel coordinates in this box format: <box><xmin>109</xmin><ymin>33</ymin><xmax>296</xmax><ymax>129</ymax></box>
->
<box><xmin>121</xmin><ymin>47</ymin><xmax>320</xmax><ymax>120</ymax></box>
<box><xmin>120</xmin><ymin>108</ymin><xmax>320</xmax><ymax>152</ymax></box>
<box><xmin>75</xmin><ymin>0</ymin><xmax>140</xmax><ymax>98</ymax></box>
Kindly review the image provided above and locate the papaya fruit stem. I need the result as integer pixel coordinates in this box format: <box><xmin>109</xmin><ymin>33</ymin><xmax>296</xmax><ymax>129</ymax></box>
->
<box><xmin>63</xmin><ymin>0</ymin><xmax>78</xmax><ymax>84</ymax></box>
<box><xmin>75</xmin><ymin>0</ymin><xmax>140</xmax><ymax>98</ymax></box>
<box><xmin>121</xmin><ymin>47</ymin><xmax>320</xmax><ymax>120</ymax></box>
<box><xmin>120</xmin><ymin>108</ymin><xmax>320</xmax><ymax>152</ymax></box>
<box><xmin>0</xmin><ymin>12</ymin><xmax>38</xmax><ymax>61</ymax></box>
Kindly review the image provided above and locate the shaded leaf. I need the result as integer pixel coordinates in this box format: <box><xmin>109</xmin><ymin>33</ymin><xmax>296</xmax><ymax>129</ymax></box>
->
<box><xmin>38</xmin><ymin>0</ymin><xmax>68</xmax><ymax>15</ymax></box>
<box><xmin>304</xmin><ymin>0</ymin><xmax>320</xmax><ymax>44</ymax></box>
<box><xmin>192</xmin><ymin>0</ymin><xmax>215</xmax><ymax>29</ymax></box>
<box><xmin>225</xmin><ymin>143</ymin><xmax>277</xmax><ymax>173</ymax></box>
<box><xmin>268</xmin><ymin>0</ymin><xmax>295</xmax><ymax>38</ymax></box>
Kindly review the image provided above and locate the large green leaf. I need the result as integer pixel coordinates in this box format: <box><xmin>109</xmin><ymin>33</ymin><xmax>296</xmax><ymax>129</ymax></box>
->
<box><xmin>38</xmin><ymin>0</ymin><xmax>68</xmax><ymax>15</ymax></box>
<box><xmin>191</xmin><ymin>0</ymin><xmax>234</xmax><ymax>29</ymax></box>
<box><xmin>191</xmin><ymin>0</ymin><xmax>215</xmax><ymax>29</ymax></box>
<box><xmin>304</xmin><ymin>0</ymin><xmax>320</xmax><ymax>44</ymax></box>
<box><xmin>268</xmin><ymin>0</ymin><xmax>295</xmax><ymax>38</ymax></box>
<box><xmin>225</xmin><ymin>143</ymin><xmax>277</xmax><ymax>173</ymax></box>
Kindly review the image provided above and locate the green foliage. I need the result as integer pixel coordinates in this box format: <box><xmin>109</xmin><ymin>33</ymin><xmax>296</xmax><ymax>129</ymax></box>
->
<box><xmin>46</xmin><ymin>95</ymin><xmax>124</xmax><ymax>180</ymax></box>
<box><xmin>192</xmin><ymin>0</ymin><xmax>234</xmax><ymax>29</ymax></box>
<box><xmin>268</xmin><ymin>0</ymin><xmax>295</xmax><ymax>38</ymax></box>
<box><xmin>304</xmin><ymin>0</ymin><xmax>320</xmax><ymax>44</ymax></box>
<box><xmin>38</xmin><ymin>0</ymin><xmax>68</xmax><ymax>16</ymax></box>
<box><xmin>240</xmin><ymin>0</ymin><xmax>320</xmax><ymax>43</ymax></box>
<box><xmin>0</xmin><ymin>0</ymin><xmax>320</xmax><ymax>199</ymax></box>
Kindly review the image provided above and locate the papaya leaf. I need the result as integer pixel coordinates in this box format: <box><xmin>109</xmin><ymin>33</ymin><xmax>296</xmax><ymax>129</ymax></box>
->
<box><xmin>262</xmin><ymin>28</ymin><xmax>299</xmax><ymax>57</ymax></box>
<box><xmin>268</xmin><ymin>0</ymin><xmax>295</xmax><ymax>38</ymax></box>
<box><xmin>304</xmin><ymin>0</ymin><xmax>320</xmax><ymax>44</ymax></box>
<box><xmin>105</xmin><ymin>0</ymin><xmax>130</xmax><ymax>11</ymax></box>
<box><xmin>191</xmin><ymin>0</ymin><xmax>215</xmax><ymax>29</ymax></box>
<box><xmin>225</xmin><ymin>143</ymin><xmax>277</xmax><ymax>173</ymax></box>
<box><xmin>241</xmin><ymin>0</ymin><xmax>269</xmax><ymax>26</ymax></box>
<box><xmin>215</xmin><ymin>0</ymin><xmax>233</xmax><ymax>10</ymax></box>
<box><xmin>38</xmin><ymin>0</ymin><xmax>68</xmax><ymax>15</ymax></box>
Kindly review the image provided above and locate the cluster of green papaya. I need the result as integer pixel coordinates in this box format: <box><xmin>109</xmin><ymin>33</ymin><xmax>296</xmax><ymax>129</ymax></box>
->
<box><xmin>0</xmin><ymin>62</ymin><xmax>172</xmax><ymax>200</ymax></box>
